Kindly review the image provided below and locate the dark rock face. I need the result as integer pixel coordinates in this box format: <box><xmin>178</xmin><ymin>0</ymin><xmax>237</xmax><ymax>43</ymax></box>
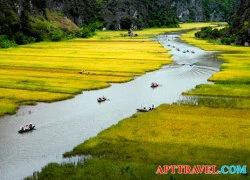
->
<box><xmin>175</xmin><ymin>0</ymin><xmax>205</xmax><ymax>22</ymax></box>
<box><xmin>0</xmin><ymin>0</ymin><xmax>241</xmax><ymax>33</ymax></box>
<box><xmin>97</xmin><ymin>0</ymin><xmax>238</xmax><ymax>29</ymax></box>
<box><xmin>100</xmin><ymin>0</ymin><xmax>178</xmax><ymax>30</ymax></box>
<box><xmin>230</xmin><ymin>0</ymin><xmax>250</xmax><ymax>44</ymax></box>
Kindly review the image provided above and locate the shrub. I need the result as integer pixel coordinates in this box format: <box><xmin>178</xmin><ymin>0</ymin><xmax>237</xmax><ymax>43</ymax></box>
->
<box><xmin>0</xmin><ymin>35</ymin><xmax>16</xmax><ymax>48</ymax></box>
<box><xmin>14</xmin><ymin>32</ymin><xmax>37</xmax><ymax>45</ymax></box>
<box><xmin>79</xmin><ymin>27</ymin><xmax>95</xmax><ymax>38</ymax></box>
<box><xmin>195</xmin><ymin>26</ymin><xmax>237</xmax><ymax>45</ymax></box>
<box><xmin>49</xmin><ymin>29</ymin><xmax>64</xmax><ymax>41</ymax></box>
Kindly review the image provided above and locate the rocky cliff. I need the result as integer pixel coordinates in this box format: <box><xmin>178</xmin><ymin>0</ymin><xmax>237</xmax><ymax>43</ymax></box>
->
<box><xmin>230</xmin><ymin>0</ymin><xmax>250</xmax><ymax>44</ymax></box>
<box><xmin>0</xmin><ymin>0</ymin><xmax>239</xmax><ymax>33</ymax></box>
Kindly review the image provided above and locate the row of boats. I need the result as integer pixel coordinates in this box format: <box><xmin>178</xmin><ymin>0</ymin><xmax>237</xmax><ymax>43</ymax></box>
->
<box><xmin>97</xmin><ymin>82</ymin><xmax>159</xmax><ymax>112</ymax></box>
<box><xmin>19</xmin><ymin>82</ymin><xmax>160</xmax><ymax>134</ymax></box>
<box><xmin>167</xmin><ymin>44</ymin><xmax>195</xmax><ymax>54</ymax></box>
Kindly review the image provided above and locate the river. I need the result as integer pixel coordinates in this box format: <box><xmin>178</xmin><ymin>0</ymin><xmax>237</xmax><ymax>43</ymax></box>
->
<box><xmin>0</xmin><ymin>33</ymin><xmax>221</xmax><ymax>180</ymax></box>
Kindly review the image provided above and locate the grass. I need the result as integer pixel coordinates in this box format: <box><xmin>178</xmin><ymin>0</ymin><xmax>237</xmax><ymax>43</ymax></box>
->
<box><xmin>27</xmin><ymin>104</ymin><xmax>250</xmax><ymax>180</ymax></box>
<box><xmin>0</xmin><ymin>23</ymin><xmax>216</xmax><ymax>116</ymax></box>
<box><xmin>89</xmin><ymin>23</ymin><xmax>219</xmax><ymax>40</ymax></box>
<box><xmin>0</xmin><ymin>38</ymin><xmax>170</xmax><ymax>116</ymax></box>
<box><xmin>25</xmin><ymin>23</ymin><xmax>250</xmax><ymax>179</ymax></box>
<box><xmin>181</xmin><ymin>31</ymin><xmax>250</xmax><ymax>108</ymax></box>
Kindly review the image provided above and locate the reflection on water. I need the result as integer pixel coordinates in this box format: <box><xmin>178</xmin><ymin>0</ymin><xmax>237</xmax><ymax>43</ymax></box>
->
<box><xmin>0</xmin><ymin>33</ymin><xmax>221</xmax><ymax>180</ymax></box>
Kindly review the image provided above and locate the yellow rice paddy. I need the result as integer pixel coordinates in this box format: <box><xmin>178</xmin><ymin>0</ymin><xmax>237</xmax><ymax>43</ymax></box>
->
<box><xmin>0</xmin><ymin>23</ymin><xmax>217</xmax><ymax>116</ymax></box>
<box><xmin>181</xmin><ymin>31</ymin><xmax>250</xmax><ymax>107</ymax></box>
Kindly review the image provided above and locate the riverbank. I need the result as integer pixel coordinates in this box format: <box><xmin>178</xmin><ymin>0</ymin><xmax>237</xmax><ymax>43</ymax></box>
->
<box><xmin>28</xmin><ymin>104</ymin><xmax>249</xmax><ymax>180</ymax></box>
<box><xmin>0</xmin><ymin>23</ymin><xmax>217</xmax><ymax>116</ymax></box>
<box><xmin>181</xmin><ymin>31</ymin><xmax>250</xmax><ymax>108</ymax></box>
<box><xmin>26</xmin><ymin>29</ymin><xmax>250</xmax><ymax>179</ymax></box>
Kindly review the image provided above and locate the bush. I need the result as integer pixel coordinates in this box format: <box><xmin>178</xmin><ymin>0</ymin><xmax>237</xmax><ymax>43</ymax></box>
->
<box><xmin>0</xmin><ymin>35</ymin><xmax>16</xmax><ymax>48</ymax></box>
<box><xmin>79</xmin><ymin>27</ymin><xmax>95</xmax><ymax>38</ymax></box>
<box><xmin>49</xmin><ymin>29</ymin><xmax>64</xmax><ymax>41</ymax></box>
<box><xmin>195</xmin><ymin>26</ymin><xmax>237</xmax><ymax>45</ymax></box>
<box><xmin>78</xmin><ymin>22</ymin><xmax>102</xmax><ymax>38</ymax></box>
<box><xmin>221</xmin><ymin>36</ymin><xmax>236</xmax><ymax>45</ymax></box>
<box><xmin>14</xmin><ymin>32</ymin><xmax>37</xmax><ymax>45</ymax></box>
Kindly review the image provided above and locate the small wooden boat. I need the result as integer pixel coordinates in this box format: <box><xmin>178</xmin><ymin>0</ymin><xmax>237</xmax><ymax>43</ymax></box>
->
<box><xmin>151</xmin><ymin>82</ymin><xmax>159</xmax><ymax>88</ymax></box>
<box><xmin>137</xmin><ymin>108</ymin><xmax>149</xmax><ymax>112</ymax></box>
<box><xmin>19</xmin><ymin>124</ymin><xmax>35</xmax><ymax>134</ymax></box>
<box><xmin>137</xmin><ymin>105</ymin><xmax>154</xmax><ymax>112</ymax></box>
<box><xmin>97</xmin><ymin>97</ymin><xmax>107</xmax><ymax>103</ymax></box>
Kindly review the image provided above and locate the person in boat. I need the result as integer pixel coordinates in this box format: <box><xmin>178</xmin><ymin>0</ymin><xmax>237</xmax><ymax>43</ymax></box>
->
<box><xmin>29</xmin><ymin>124</ymin><xmax>32</xmax><ymax>129</ymax></box>
<box><xmin>144</xmin><ymin>107</ymin><xmax>146</xmax><ymax>110</ymax></box>
<box><xmin>149</xmin><ymin>107</ymin><xmax>152</xmax><ymax>110</ymax></box>
<box><xmin>152</xmin><ymin>105</ymin><xmax>154</xmax><ymax>109</ymax></box>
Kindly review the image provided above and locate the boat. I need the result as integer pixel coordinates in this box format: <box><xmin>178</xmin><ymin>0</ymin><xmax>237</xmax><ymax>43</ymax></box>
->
<box><xmin>18</xmin><ymin>124</ymin><xmax>35</xmax><ymax>134</ymax></box>
<box><xmin>137</xmin><ymin>105</ymin><xmax>155</xmax><ymax>112</ymax></box>
<box><xmin>151</xmin><ymin>82</ymin><xmax>159</xmax><ymax>88</ymax></box>
<box><xmin>97</xmin><ymin>96</ymin><xmax>107</xmax><ymax>103</ymax></box>
<box><xmin>136</xmin><ymin>108</ymin><xmax>149</xmax><ymax>112</ymax></box>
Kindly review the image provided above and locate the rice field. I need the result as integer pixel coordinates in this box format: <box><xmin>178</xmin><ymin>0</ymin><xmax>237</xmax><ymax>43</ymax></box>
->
<box><xmin>181</xmin><ymin>31</ymin><xmax>250</xmax><ymax>108</ymax></box>
<box><xmin>0</xmin><ymin>23</ymin><xmax>216</xmax><ymax>116</ymax></box>
<box><xmin>0</xmin><ymin>39</ymin><xmax>172</xmax><ymax>116</ymax></box>
<box><xmin>89</xmin><ymin>22</ymin><xmax>219</xmax><ymax>40</ymax></box>
<box><xmin>25</xmin><ymin>24</ymin><xmax>250</xmax><ymax>179</ymax></box>
<box><xmin>29</xmin><ymin>104</ymin><xmax>250</xmax><ymax>180</ymax></box>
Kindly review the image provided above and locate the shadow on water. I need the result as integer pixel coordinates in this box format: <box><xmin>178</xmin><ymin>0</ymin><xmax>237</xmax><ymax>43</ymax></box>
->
<box><xmin>0</xmin><ymin>33</ymin><xmax>222</xmax><ymax>180</ymax></box>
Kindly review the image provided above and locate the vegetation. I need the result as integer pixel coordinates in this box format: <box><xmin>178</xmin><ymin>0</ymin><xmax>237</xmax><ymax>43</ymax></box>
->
<box><xmin>0</xmin><ymin>23</ymin><xmax>217</xmax><ymax>116</ymax></box>
<box><xmin>181</xmin><ymin>30</ymin><xmax>250</xmax><ymax>108</ymax></box>
<box><xmin>203</xmin><ymin>0</ymin><xmax>237</xmax><ymax>21</ymax></box>
<box><xmin>0</xmin><ymin>34</ymin><xmax>170</xmax><ymax>116</ymax></box>
<box><xmin>195</xmin><ymin>0</ymin><xmax>249</xmax><ymax>46</ymax></box>
<box><xmin>89</xmin><ymin>23</ymin><xmax>219</xmax><ymax>40</ymax></box>
<box><xmin>27</xmin><ymin>104</ymin><xmax>250</xmax><ymax>180</ymax></box>
<box><xmin>0</xmin><ymin>1</ymin><xmax>100</xmax><ymax>48</ymax></box>
<box><xmin>0</xmin><ymin>0</ymin><xmax>237</xmax><ymax>45</ymax></box>
<box><xmin>25</xmin><ymin>24</ymin><xmax>250</xmax><ymax>179</ymax></box>
<box><xmin>194</xmin><ymin>26</ymin><xmax>244</xmax><ymax>45</ymax></box>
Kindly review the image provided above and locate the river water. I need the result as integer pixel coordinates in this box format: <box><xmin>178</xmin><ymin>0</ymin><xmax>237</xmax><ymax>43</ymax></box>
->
<box><xmin>0</xmin><ymin>33</ymin><xmax>221</xmax><ymax>180</ymax></box>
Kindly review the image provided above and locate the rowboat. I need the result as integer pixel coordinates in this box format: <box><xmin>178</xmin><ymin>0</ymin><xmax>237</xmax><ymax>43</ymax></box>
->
<box><xmin>97</xmin><ymin>97</ymin><xmax>107</xmax><ymax>103</ymax></box>
<box><xmin>151</xmin><ymin>82</ymin><xmax>159</xmax><ymax>88</ymax></box>
<box><xmin>136</xmin><ymin>108</ymin><xmax>149</xmax><ymax>112</ymax></box>
<box><xmin>137</xmin><ymin>105</ymin><xmax>154</xmax><ymax>112</ymax></box>
<box><xmin>19</xmin><ymin>124</ymin><xmax>35</xmax><ymax>134</ymax></box>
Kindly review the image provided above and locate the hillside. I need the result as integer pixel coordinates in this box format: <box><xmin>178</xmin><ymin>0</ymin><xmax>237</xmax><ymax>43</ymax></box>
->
<box><xmin>0</xmin><ymin>0</ymin><xmax>246</xmax><ymax>46</ymax></box>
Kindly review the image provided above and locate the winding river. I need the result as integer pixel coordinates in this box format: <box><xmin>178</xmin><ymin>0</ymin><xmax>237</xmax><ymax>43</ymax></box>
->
<box><xmin>0</xmin><ymin>33</ymin><xmax>221</xmax><ymax>180</ymax></box>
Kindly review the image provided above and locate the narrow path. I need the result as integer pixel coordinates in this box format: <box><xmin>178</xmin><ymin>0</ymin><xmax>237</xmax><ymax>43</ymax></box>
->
<box><xmin>0</xmin><ymin>33</ymin><xmax>221</xmax><ymax>180</ymax></box>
